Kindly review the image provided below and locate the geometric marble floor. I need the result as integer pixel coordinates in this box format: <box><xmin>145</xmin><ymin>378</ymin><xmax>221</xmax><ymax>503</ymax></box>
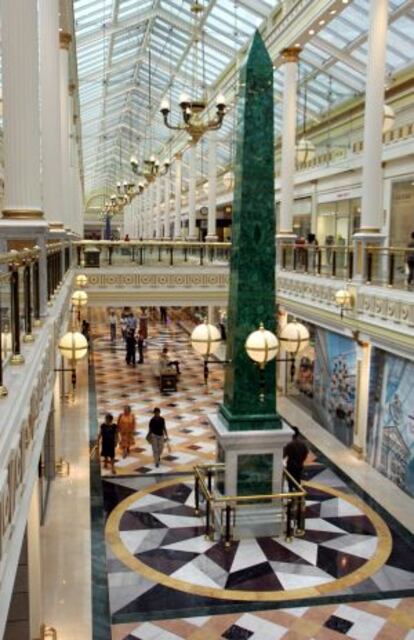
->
<box><xmin>89</xmin><ymin>310</ymin><xmax>414</xmax><ymax>639</ymax></box>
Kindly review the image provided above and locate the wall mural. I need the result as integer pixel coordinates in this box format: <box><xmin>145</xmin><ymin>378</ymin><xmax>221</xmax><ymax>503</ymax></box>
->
<box><xmin>367</xmin><ymin>349</ymin><xmax>414</xmax><ymax>498</ymax></box>
<box><xmin>313</xmin><ymin>329</ymin><xmax>356</xmax><ymax>447</ymax></box>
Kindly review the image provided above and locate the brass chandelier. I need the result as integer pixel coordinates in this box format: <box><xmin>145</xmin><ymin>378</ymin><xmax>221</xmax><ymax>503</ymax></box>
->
<box><xmin>159</xmin><ymin>0</ymin><xmax>226</xmax><ymax>144</ymax></box>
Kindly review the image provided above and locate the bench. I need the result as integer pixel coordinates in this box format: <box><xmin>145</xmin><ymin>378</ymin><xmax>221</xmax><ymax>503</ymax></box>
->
<box><xmin>152</xmin><ymin>362</ymin><xmax>177</xmax><ymax>392</ymax></box>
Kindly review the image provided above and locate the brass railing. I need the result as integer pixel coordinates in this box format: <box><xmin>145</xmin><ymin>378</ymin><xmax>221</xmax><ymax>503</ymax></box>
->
<box><xmin>280</xmin><ymin>243</ymin><xmax>412</xmax><ymax>289</ymax></box>
<box><xmin>193</xmin><ymin>463</ymin><xmax>306</xmax><ymax>546</ymax></box>
<box><xmin>75</xmin><ymin>239</ymin><xmax>231</xmax><ymax>268</ymax></box>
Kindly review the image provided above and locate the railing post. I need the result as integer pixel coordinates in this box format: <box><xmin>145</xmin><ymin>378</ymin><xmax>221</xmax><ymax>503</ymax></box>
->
<box><xmin>388</xmin><ymin>252</ymin><xmax>395</xmax><ymax>287</ymax></box>
<box><xmin>205</xmin><ymin>498</ymin><xmax>211</xmax><ymax>539</ymax></box>
<box><xmin>304</xmin><ymin>248</ymin><xmax>309</xmax><ymax>273</ymax></box>
<box><xmin>332</xmin><ymin>250</ymin><xmax>337</xmax><ymax>277</ymax></box>
<box><xmin>282</xmin><ymin>246</ymin><xmax>287</xmax><ymax>270</ymax></box>
<box><xmin>77</xmin><ymin>245</ymin><xmax>81</xmax><ymax>267</ymax></box>
<box><xmin>158</xmin><ymin>246</ymin><xmax>162</xmax><ymax>262</ymax></box>
<box><xmin>348</xmin><ymin>250</ymin><xmax>353</xmax><ymax>281</ymax></box>
<box><xmin>296</xmin><ymin>496</ymin><xmax>305</xmax><ymax>536</ymax></box>
<box><xmin>200</xmin><ymin>247</ymin><xmax>204</xmax><ymax>266</ymax></box>
<box><xmin>139</xmin><ymin>246</ymin><xmax>143</xmax><ymax>266</ymax></box>
<box><xmin>33</xmin><ymin>260</ymin><xmax>40</xmax><ymax>324</ymax></box>
<box><xmin>317</xmin><ymin>248</ymin><xmax>322</xmax><ymax>275</ymax></box>
<box><xmin>10</xmin><ymin>264</ymin><xmax>24</xmax><ymax>364</ymax></box>
<box><xmin>169</xmin><ymin>246</ymin><xmax>173</xmax><ymax>267</ymax></box>
<box><xmin>184</xmin><ymin>247</ymin><xmax>188</xmax><ymax>262</ymax></box>
<box><xmin>224</xmin><ymin>504</ymin><xmax>232</xmax><ymax>547</ymax></box>
<box><xmin>23</xmin><ymin>262</ymin><xmax>33</xmax><ymax>342</ymax></box>
<box><xmin>0</xmin><ymin>285</ymin><xmax>8</xmax><ymax>396</ymax></box>
<box><xmin>194</xmin><ymin>475</ymin><xmax>200</xmax><ymax>516</ymax></box>
<box><xmin>285</xmin><ymin>499</ymin><xmax>293</xmax><ymax>541</ymax></box>
<box><xmin>366</xmin><ymin>250</ymin><xmax>373</xmax><ymax>284</ymax></box>
<box><xmin>207</xmin><ymin>468</ymin><xmax>212</xmax><ymax>493</ymax></box>
<box><xmin>293</xmin><ymin>248</ymin><xmax>297</xmax><ymax>271</ymax></box>
<box><xmin>108</xmin><ymin>246</ymin><xmax>113</xmax><ymax>266</ymax></box>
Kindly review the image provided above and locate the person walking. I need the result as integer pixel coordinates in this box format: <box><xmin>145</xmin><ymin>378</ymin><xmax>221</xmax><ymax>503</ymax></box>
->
<box><xmin>98</xmin><ymin>413</ymin><xmax>118</xmax><ymax>474</ymax></box>
<box><xmin>160</xmin><ymin>306</ymin><xmax>168</xmax><ymax>323</ymax></box>
<box><xmin>147</xmin><ymin>407</ymin><xmax>168</xmax><ymax>467</ymax></box>
<box><xmin>120</xmin><ymin>313</ymin><xmax>127</xmax><ymax>342</ymax></box>
<box><xmin>117</xmin><ymin>405</ymin><xmax>136</xmax><ymax>458</ymax></box>
<box><xmin>137</xmin><ymin>330</ymin><xmax>144</xmax><ymax>364</ymax></box>
<box><xmin>125</xmin><ymin>328</ymin><xmax>136</xmax><ymax>366</ymax></box>
<box><xmin>283</xmin><ymin>427</ymin><xmax>309</xmax><ymax>489</ymax></box>
<box><xmin>407</xmin><ymin>231</ymin><xmax>414</xmax><ymax>288</ymax></box>
<box><xmin>109</xmin><ymin>310</ymin><xmax>117</xmax><ymax>343</ymax></box>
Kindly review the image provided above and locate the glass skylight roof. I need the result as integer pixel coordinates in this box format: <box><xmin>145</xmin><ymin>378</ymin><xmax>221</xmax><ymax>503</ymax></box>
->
<box><xmin>73</xmin><ymin>0</ymin><xmax>414</xmax><ymax>198</ymax></box>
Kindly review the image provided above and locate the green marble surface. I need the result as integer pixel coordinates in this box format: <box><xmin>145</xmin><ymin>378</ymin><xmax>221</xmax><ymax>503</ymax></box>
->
<box><xmin>237</xmin><ymin>453</ymin><xmax>273</xmax><ymax>496</ymax></box>
<box><xmin>221</xmin><ymin>30</ymin><xmax>281</xmax><ymax>431</ymax></box>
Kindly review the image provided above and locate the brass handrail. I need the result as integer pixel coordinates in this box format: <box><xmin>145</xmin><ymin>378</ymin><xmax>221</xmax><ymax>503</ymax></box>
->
<box><xmin>193</xmin><ymin>463</ymin><xmax>306</xmax><ymax>545</ymax></box>
<box><xmin>75</xmin><ymin>239</ymin><xmax>232</xmax><ymax>249</ymax></box>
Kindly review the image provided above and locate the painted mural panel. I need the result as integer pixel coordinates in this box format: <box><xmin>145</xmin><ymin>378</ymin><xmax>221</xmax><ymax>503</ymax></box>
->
<box><xmin>313</xmin><ymin>329</ymin><xmax>356</xmax><ymax>447</ymax></box>
<box><xmin>367</xmin><ymin>349</ymin><xmax>414</xmax><ymax>497</ymax></box>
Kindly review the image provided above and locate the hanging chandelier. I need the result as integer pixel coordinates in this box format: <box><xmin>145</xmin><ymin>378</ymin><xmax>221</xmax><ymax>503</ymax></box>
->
<box><xmin>159</xmin><ymin>1</ymin><xmax>226</xmax><ymax>144</ymax></box>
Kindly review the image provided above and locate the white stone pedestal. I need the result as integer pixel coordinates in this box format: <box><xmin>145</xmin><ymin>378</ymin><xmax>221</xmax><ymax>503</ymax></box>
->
<box><xmin>208</xmin><ymin>412</ymin><xmax>292</xmax><ymax>538</ymax></box>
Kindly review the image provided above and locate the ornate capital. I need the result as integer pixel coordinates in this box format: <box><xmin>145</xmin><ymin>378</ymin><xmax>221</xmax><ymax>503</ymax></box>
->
<box><xmin>280</xmin><ymin>47</ymin><xmax>301</xmax><ymax>63</ymax></box>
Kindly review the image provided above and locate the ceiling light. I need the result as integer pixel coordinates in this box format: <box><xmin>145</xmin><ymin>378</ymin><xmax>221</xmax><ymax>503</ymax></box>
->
<box><xmin>342</xmin><ymin>0</ymin><xmax>349</xmax><ymax>4</ymax></box>
<box><xmin>330</xmin><ymin>9</ymin><xmax>337</xmax><ymax>14</ymax></box>
<box><xmin>319</xmin><ymin>20</ymin><xmax>325</xmax><ymax>26</ymax></box>
<box><xmin>295</xmin><ymin>43</ymin><xmax>301</xmax><ymax>48</ymax></box>
<box><xmin>308</xmin><ymin>29</ymin><xmax>315</xmax><ymax>35</ymax></box>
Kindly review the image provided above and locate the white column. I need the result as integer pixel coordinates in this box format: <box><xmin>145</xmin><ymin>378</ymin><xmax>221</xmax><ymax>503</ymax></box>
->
<box><xmin>60</xmin><ymin>32</ymin><xmax>72</xmax><ymax>230</ymax></box>
<box><xmin>155</xmin><ymin>178</ymin><xmax>161</xmax><ymax>239</ymax></box>
<box><xmin>164</xmin><ymin>174</ymin><xmax>171</xmax><ymax>238</ymax></box>
<box><xmin>278</xmin><ymin>48</ymin><xmax>300</xmax><ymax>238</ymax></box>
<box><xmin>174</xmin><ymin>153</ymin><xmax>182</xmax><ymax>239</ymax></box>
<box><xmin>28</xmin><ymin>481</ymin><xmax>42</xmax><ymax>639</ymax></box>
<box><xmin>2</xmin><ymin>0</ymin><xmax>43</xmax><ymax>218</ymax></box>
<box><xmin>188</xmin><ymin>144</ymin><xmax>197</xmax><ymax>239</ymax></box>
<box><xmin>39</xmin><ymin>0</ymin><xmax>63</xmax><ymax>226</ymax></box>
<box><xmin>353</xmin><ymin>342</ymin><xmax>372</xmax><ymax>456</ymax></box>
<box><xmin>359</xmin><ymin>0</ymin><xmax>389</xmax><ymax>233</ymax></box>
<box><xmin>206</xmin><ymin>130</ymin><xmax>218</xmax><ymax>241</ymax></box>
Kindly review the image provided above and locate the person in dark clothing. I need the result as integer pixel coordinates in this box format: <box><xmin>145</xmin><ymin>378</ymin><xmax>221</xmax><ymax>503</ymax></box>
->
<box><xmin>283</xmin><ymin>427</ymin><xmax>308</xmax><ymax>490</ymax></box>
<box><xmin>147</xmin><ymin>407</ymin><xmax>168</xmax><ymax>467</ymax></box>
<box><xmin>98</xmin><ymin>413</ymin><xmax>118</xmax><ymax>473</ymax></box>
<box><xmin>407</xmin><ymin>231</ymin><xmax>414</xmax><ymax>287</ymax></box>
<box><xmin>125</xmin><ymin>329</ymin><xmax>136</xmax><ymax>366</ymax></box>
<box><xmin>137</xmin><ymin>330</ymin><xmax>144</xmax><ymax>364</ymax></box>
<box><xmin>160</xmin><ymin>306</ymin><xmax>168</xmax><ymax>323</ymax></box>
<box><xmin>160</xmin><ymin>346</ymin><xmax>180</xmax><ymax>374</ymax></box>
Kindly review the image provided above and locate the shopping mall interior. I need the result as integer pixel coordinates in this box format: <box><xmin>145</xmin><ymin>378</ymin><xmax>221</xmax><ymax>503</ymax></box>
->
<box><xmin>0</xmin><ymin>1</ymin><xmax>414</xmax><ymax>639</ymax></box>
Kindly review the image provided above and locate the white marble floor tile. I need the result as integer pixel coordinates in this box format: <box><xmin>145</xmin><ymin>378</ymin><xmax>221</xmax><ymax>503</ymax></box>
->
<box><xmin>334</xmin><ymin>604</ymin><xmax>386</xmax><ymax>640</ymax></box>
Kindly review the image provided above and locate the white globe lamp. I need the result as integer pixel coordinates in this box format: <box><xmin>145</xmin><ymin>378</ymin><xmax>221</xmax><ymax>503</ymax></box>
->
<box><xmin>71</xmin><ymin>290</ymin><xmax>88</xmax><ymax>308</ymax></box>
<box><xmin>296</xmin><ymin>137</ymin><xmax>316</xmax><ymax>165</ymax></box>
<box><xmin>191</xmin><ymin>320</ymin><xmax>222</xmax><ymax>358</ymax></box>
<box><xmin>279</xmin><ymin>321</ymin><xmax>309</xmax><ymax>354</ymax></box>
<box><xmin>75</xmin><ymin>274</ymin><xmax>88</xmax><ymax>288</ymax></box>
<box><xmin>245</xmin><ymin>323</ymin><xmax>278</xmax><ymax>368</ymax></box>
<box><xmin>58</xmin><ymin>331</ymin><xmax>88</xmax><ymax>361</ymax></box>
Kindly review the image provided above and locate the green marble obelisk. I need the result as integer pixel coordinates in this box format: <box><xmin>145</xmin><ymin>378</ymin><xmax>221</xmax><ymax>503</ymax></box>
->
<box><xmin>220</xmin><ymin>30</ymin><xmax>281</xmax><ymax>432</ymax></box>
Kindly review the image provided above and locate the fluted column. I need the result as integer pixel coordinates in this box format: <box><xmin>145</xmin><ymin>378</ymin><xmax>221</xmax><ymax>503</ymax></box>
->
<box><xmin>164</xmin><ymin>174</ymin><xmax>171</xmax><ymax>238</ymax></box>
<box><xmin>155</xmin><ymin>178</ymin><xmax>161</xmax><ymax>239</ymax></box>
<box><xmin>188</xmin><ymin>144</ymin><xmax>197</xmax><ymax>239</ymax></box>
<box><xmin>359</xmin><ymin>0</ymin><xmax>389</xmax><ymax>233</ymax></box>
<box><xmin>2</xmin><ymin>0</ymin><xmax>43</xmax><ymax>218</ymax></box>
<box><xmin>174</xmin><ymin>153</ymin><xmax>182</xmax><ymax>239</ymax></box>
<box><xmin>39</xmin><ymin>0</ymin><xmax>63</xmax><ymax>227</ymax></box>
<box><xmin>206</xmin><ymin>129</ymin><xmax>218</xmax><ymax>241</ymax></box>
<box><xmin>60</xmin><ymin>32</ymin><xmax>72</xmax><ymax>230</ymax></box>
<box><xmin>277</xmin><ymin>47</ymin><xmax>300</xmax><ymax>238</ymax></box>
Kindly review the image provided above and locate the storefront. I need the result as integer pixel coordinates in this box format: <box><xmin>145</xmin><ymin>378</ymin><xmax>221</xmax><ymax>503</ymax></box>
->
<box><xmin>390</xmin><ymin>179</ymin><xmax>414</xmax><ymax>247</ymax></box>
<box><xmin>316</xmin><ymin>195</ymin><xmax>361</xmax><ymax>246</ymax></box>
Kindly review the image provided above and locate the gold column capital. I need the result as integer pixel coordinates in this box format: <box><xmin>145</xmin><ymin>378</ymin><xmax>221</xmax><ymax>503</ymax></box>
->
<box><xmin>280</xmin><ymin>47</ymin><xmax>301</xmax><ymax>63</ymax></box>
<box><xmin>59</xmin><ymin>31</ymin><xmax>72</xmax><ymax>50</ymax></box>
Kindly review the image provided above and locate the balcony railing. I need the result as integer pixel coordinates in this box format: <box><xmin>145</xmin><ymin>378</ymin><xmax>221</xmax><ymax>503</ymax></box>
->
<box><xmin>280</xmin><ymin>243</ymin><xmax>412</xmax><ymax>289</ymax></box>
<box><xmin>75</xmin><ymin>240</ymin><xmax>231</xmax><ymax>268</ymax></box>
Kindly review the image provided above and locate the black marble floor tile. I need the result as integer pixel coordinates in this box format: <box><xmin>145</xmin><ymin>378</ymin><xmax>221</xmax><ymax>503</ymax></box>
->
<box><xmin>225</xmin><ymin>562</ymin><xmax>282</xmax><ymax>591</ymax></box>
<box><xmin>324</xmin><ymin>614</ymin><xmax>354</xmax><ymax>634</ymax></box>
<box><xmin>138</xmin><ymin>548</ymin><xmax>198</xmax><ymax>575</ymax></box>
<box><xmin>222</xmin><ymin>624</ymin><xmax>254</xmax><ymax>639</ymax></box>
<box><xmin>316</xmin><ymin>547</ymin><xmax>367</xmax><ymax>578</ymax></box>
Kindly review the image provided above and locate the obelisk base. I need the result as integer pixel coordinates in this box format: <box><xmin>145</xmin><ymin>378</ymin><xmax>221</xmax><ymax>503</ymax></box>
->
<box><xmin>208</xmin><ymin>412</ymin><xmax>292</xmax><ymax>538</ymax></box>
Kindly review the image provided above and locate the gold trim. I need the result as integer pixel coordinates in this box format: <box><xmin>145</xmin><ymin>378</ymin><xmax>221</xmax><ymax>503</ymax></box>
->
<box><xmin>10</xmin><ymin>353</ymin><xmax>25</xmax><ymax>365</ymax></box>
<box><xmin>59</xmin><ymin>31</ymin><xmax>72</xmax><ymax>49</ymax></box>
<box><xmin>356</xmin><ymin>227</ymin><xmax>381</xmax><ymax>233</ymax></box>
<box><xmin>2</xmin><ymin>209</ymin><xmax>44</xmax><ymax>220</ymax></box>
<box><xmin>23</xmin><ymin>334</ymin><xmax>35</xmax><ymax>344</ymax></box>
<box><xmin>280</xmin><ymin>47</ymin><xmax>302</xmax><ymax>63</ymax></box>
<box><xmin>48</xmin><ymin>222</ymin><xmax>65</xmax><ymax>230</ymax></box>
<box><xmin>106</xmin><ymin>478</ymin><xmax>392</xmax><ymax>602</ymax></box>
<box><xmin>0</xmin><ymin>385</ymin><xmax>8</xmax><ymax>397</ymax></box>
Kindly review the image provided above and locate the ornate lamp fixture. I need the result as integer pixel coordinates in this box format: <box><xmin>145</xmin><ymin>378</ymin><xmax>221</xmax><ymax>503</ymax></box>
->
<box><xmin>296</xmin><ymin>70</ymin><xmax>315</xmax><ymax>166</ymax></box>
<box><xmin>278</xmin><ymin>320</ymin><xmax>310</xmax><ymax>354</ymax></box>
<box><xmin>159</xmin><ymin>1</ymin><xmax>226</xmax><ymax>144</ymax></box>
<box><xmin>335</xmin><ymin>289</ymin><xmax>353</xmax><ymax>318</ymax></box>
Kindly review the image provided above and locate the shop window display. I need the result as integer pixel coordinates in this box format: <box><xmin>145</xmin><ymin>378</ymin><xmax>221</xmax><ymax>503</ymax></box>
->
<box><xmin>313</xmin><ymin>329</ymin><xmax>357</xmax><ymax>447</ymax></box>
<box><xmin>367</xmin><ymin>349</ymin><xmax>414</xmax><ymax>497</ymax></box>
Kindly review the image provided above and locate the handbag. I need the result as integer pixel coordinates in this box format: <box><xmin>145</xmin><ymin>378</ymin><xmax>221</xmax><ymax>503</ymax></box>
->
<box><xmin>165</xmin><ymin>439</ymin><xmax>172</xmax><ymax>453</ymax></box>
<box><xmin>146</xmin><ymin>432</ymin><xmax>152</xmax><ymax>443</ymax></box>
